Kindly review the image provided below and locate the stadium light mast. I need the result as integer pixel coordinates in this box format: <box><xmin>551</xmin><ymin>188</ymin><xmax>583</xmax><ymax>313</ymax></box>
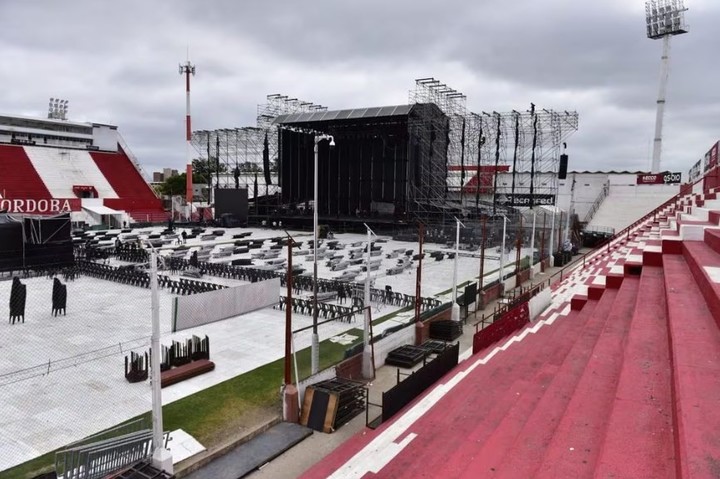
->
<box><xmin>646</xmin><ymin>0</ymin><xmax>688</xmax><ymax>173</ymax></box>
<box><xmin>179</xmin><ymin>60</ymin><xmax>196</xmax><ymax>219</ymax></box>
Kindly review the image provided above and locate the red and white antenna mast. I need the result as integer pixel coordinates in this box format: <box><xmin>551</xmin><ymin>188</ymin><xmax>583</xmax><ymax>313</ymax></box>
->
<box><xmin>179</xmin><ymin>59</ymin><xmax>196</xmax><ymax>216</ymax></box>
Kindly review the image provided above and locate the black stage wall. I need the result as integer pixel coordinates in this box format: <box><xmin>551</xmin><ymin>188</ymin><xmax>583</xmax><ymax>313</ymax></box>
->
<box><xmin>0</xmin><ymin>213</ymin><xmax>73</xmax><ymax>271</ymax></box>
<box><xmin>214</xmin><ymin>188</ymin><xmax>249</xmax><ymax>223</ymax></box>
<box><xmin>276</xmin><ymin>103</ymin><xmax>448</xmax><ymax>217</ymax></box>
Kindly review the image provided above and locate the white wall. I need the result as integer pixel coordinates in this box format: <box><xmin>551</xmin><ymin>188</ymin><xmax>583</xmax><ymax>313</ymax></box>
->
<box><xmin>92</xmin><ymin>125</ymin><xmax>118</xmax><ymax>152</ymax></box>
<box><xmin>373</xmin><ymin>325</ymin><xmax>416</xmax><ymax>369</ymax></box>
<box><xmin>528</xmin><ymin>288</ymin><xmax>551</xmax><ymax>322</ymax></box>
<box><xmin>557</xmin><ymin>173</ymin><xmax>609</xmax><ymax>220</ymax></box>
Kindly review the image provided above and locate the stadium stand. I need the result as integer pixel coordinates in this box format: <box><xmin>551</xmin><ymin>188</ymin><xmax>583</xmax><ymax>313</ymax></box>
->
<box><xmin>301</xmin><ymin>184</ymin><xmax>720</xmax><ymax>478</ymax></box>
<box><xmin>0</xmin><ymin>114</ymin><xmax>165</xmax><ymax>224</ymax></box>
<box><xmin>0</xmin><ymin>144</ymin><xmax>52</xmax><ymax>200</ymax></box>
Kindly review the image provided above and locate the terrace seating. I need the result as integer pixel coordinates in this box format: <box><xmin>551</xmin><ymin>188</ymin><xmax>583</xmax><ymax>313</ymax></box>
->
<box><xmin>90</xmin><ymin>149</ymin><xmax>157</xmax><ymax>201</ymax></box>
<box><xmin>0</xmin><ymin>145</ymin><xmax>52</xmax><ymax>199</ymax></box>
<box><xmin>303</xmin><ymin>188</ymin><xmax>720</xmax><ymax>479</ymax></box>
<box><xmin>24</xmin><ymin>146</ymin><xmax>118</xmax><ymax>198</ymax></box>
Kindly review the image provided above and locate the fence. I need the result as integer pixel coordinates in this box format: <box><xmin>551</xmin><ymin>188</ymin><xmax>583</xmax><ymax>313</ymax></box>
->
<box><xmin>171</xmin><ymin>277</ymin><xmax>279</xmax><ymax>331</ymax></box>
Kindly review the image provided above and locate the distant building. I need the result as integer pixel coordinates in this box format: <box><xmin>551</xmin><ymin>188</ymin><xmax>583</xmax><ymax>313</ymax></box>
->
<box><xmin>152</xmin><ymin>168</ymin><xmax>178</xmax><ymax>183</ymax></box>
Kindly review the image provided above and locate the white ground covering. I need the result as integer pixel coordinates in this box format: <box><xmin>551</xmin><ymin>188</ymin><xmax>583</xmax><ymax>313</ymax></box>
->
<box><xmin>0</xmin><ymin>226</ymin><xmax>530</xmax><ymax>471</ymax></box>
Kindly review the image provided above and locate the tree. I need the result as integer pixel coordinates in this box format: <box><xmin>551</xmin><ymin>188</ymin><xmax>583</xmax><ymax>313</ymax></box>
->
<box><xmin>157</xmin><ymin>172</ymin><xmax>207</xmax><ymax>197</ymax></box>
<box><xmin>192</xmin><ymin>158</ymin><xmax>227</xmax><ymax>184</ymax></box>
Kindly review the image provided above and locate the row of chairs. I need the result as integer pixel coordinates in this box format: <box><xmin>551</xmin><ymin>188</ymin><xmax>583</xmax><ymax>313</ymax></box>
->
<box><xmin>274</xmin><ymin>296</ymin><xmax>357</xmax><ymax>322</ymax></box>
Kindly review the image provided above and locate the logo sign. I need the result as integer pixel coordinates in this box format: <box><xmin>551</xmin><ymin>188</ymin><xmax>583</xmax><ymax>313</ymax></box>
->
<box><xmin>0</xmin><ymin>198</ymin><xmax>82</xmax><ymax>214</ymax></box>
<box><xmin>494</xmin><ymin>193</ymin><xmax>555</xmax><ymax>207</ymax></box>
<box><xmin>636</xmin><ymin>172</ymin><xmax>682</xmax><ymax>185</ymax></box>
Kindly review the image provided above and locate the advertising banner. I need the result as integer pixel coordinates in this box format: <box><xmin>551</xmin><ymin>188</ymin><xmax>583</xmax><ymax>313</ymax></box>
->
<box><xmin>0</xmin><ymin>198</ymin><xmax>82</xmax><ymax>214</ymax></box>
<box><xmin>636</xmin><ymin>172</ymin><xmax>682</xmax><ymax>185</ymax></box>
<box><xmin>494</xmin><ymin>193</ymin><xmax>555</xmax><ymax>207</ymax></box>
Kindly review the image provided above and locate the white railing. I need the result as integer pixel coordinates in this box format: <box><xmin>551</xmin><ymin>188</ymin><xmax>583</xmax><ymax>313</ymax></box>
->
<box><xmin>583</xmin><ymin>182</ymin><xmax>609</xmax><ymax>223</ymax></box>
<box><xmin>117</xmin><ymin>134</ymin><xmax>151</xmax><ymax>184</ymax></box>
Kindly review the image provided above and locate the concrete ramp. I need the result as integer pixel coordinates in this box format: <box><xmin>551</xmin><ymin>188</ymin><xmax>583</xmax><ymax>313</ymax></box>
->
<box><xmin>186</xmin><ymin>422</ymin><xmax>313</xmax><ymax>479</ymax></box>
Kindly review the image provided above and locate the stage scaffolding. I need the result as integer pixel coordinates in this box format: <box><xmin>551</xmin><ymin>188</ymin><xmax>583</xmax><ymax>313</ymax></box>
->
<box><xmin>409</xmin><ymin>78</ymin><xmax>579</xmax><ymax>218</ymax></box>
<box><xmin>191</xmin><ymin>94</ymin><xmax>327</xmax><ymax>194</ymax></box>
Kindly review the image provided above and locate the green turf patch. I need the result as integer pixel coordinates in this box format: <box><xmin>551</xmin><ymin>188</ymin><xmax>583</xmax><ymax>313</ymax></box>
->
<box><xmin>2</xmin><ymin>337</ymin><xmax>356</xmax><ymax>479</ymax></box>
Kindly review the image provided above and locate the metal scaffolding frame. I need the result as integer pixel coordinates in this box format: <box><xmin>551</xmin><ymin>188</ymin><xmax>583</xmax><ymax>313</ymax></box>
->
<box><xmin>189</xmin><ymin>82</ymin><xmax>578</xmax><ymax>227</ymax></box>
<box><xmin>409</xmin><ymin>78</ymin><xmax>579</xmax><ymax>219</ymax></box>
<box><xmin>191</xmin><ymin>94</ymin><xmax>327</xmax><ymax>195</ymax></box>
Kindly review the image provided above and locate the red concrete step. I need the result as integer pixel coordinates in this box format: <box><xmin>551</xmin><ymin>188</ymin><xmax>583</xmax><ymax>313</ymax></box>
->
<box><xmin>90</xmin><ymin>149</ymin><xmax>158</xmax><ymax>200</ymax></box>
<box><xmin>703</xmin><ymin>228</ymin><xmax>720</xmax><ymax>257</ymax></box>
<box><xmin>708</xmin><ymin>211</ymin><xmax>720</xmax><ymax>224</ymax></box>
<box><xmin>302</xmin><ymin>306</ymin><xmax>597</xmax><ymax>479</ymax></box>
<box><xmin>474</xmin><ymin>290</ymin><xmax>620</xmax><ymax>478</ymax></box>
<box><xmin>390</xmin><ymin>306</ymin><xmax>599</xmax><ymax>479</ymax></box>
<box><xmin>476</xmin><ymin>290</ymin><xmax>618</xmax><ymax>477</ymax></box>
<box><xmin>534</xmin><ymin>276</ymin><xmax>641</xmax><ymax>478</ymax></box>
<box><xmin>594</xmin><ymin>266</ymin><xmax>675</xmax><ymax>478</ymax></box>
<box><xmin>663</xmin><ymin>254</ymin><xmax>720</xmax><ymax>478</ymax></box>
<box><xmin>682</xmin><ymin>241</ymin><xmax>720</xmax><ymax>329</ymax></box>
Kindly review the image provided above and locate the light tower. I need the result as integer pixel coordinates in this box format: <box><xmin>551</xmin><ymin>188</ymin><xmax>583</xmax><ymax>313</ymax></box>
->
<box><xmin>646</xmin><ymin>0</ymin><xmax>688</xmax><ymax>173</ymax></box>
<box><xmin>47</xmin><ymin>98</ymin><xmax>69</xmax><ymax>120</ymax></box>
<box><xmin>179</xmin><ymin>60</ymin><xmax>196</xmax><ymax>219</ymax></box>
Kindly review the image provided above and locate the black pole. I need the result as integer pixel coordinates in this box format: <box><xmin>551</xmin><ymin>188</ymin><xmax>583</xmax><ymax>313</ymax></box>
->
<box><xmin>415</xmin><ymin>223</ymin><xmax>424</xmax><ymax>323</ymax></box>
<box><xmin>460</xmin><ymin>116</ymin><xmax>466</xmax><ymax>204</ymax></box>
<box><xmin>205</xmin><ymin>133</ymin><xmax>211</xmax><ymax>203</ymax></box>
<box><xmin>510</xmin><ymin>112</ymin><xmax>520</xmax><ymax>208</ymax></box>
<box><xmin>475</xmin><ymin>118</ymin><xmax>483</xmax><ymax>212</ymax></box>
<box><xmin>530</xmin><ymin>104</ymin><xmax>538</xmax><ymax>209</ymax></box>
<box><xmin>218</xmin><ymin>131</ymin><xmax>223</xmax><ymax>188</ymax></box>
<box><xmin>492</xmin><ymin>114</ymin><xmax>501</xmax><ymax>215</ymax></box>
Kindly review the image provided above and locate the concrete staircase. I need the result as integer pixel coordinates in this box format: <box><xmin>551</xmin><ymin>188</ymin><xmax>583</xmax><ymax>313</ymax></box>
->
<box><xmin>301</xmin><ymin>188</ymin><xmax>720</xmax><ymax>479</ymax></box>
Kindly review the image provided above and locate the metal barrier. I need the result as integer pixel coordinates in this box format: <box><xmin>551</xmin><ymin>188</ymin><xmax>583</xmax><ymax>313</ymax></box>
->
<box><xmin>56</xmin><ymin>428</ymin><xmax>169</xmax><ymax>479</ymax></box>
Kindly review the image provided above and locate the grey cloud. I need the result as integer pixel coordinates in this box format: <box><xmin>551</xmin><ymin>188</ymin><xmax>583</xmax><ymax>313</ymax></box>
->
<box><xmin>0</xmin><ymin>0</ymin><xmax>717</xmax><ymax>176</ymax></box>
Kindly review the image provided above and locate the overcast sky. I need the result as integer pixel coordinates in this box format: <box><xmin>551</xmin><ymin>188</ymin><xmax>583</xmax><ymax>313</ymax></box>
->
<box><xmin>1</xmin><ymin>0</ymin><xmax>717</xmax><ymax>177</ymax></box>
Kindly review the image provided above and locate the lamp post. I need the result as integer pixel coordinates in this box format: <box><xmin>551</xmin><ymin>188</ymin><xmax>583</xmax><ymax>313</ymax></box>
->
<box><xmin>549</xmin><ymin>208</ymin><xmax>556</xmax><ymax>266</ymax></box>
<box><xmin>362</xmin><ymin>223</ymin><xmax>376</xmax><ymax>378</ymax></box>
<box><xmin>529</xmin><ymin>210</ymin><xmax>537</xmax><ymax>279</ymax></box>
<box><xmin>499</xmin><ymin>215</ymin><xmax>507</xmax><ymax>288</ymax></box>
<box><xmin>312</xmin><ymin>134</ymin><xmax>335</xmax><ymax>375</ymax></box>
<box><xmin>149</xmin><ymin>249</ymin><xmax>172</xmax><ymax>472</ymax></box>
<box><xmin>451</xmin><ymin>217</ymin><xmax>464</xmax><ymax>322</ymax></box>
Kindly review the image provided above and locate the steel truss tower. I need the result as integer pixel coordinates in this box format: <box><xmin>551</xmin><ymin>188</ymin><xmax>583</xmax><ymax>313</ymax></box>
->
<box><xmin>409</xmin><ymin>78</ymin><xmax>579</xmax><ymax>221</ymax></box>
<box><xmin>191</xmin><ymin>94</ymin><xmax>327</xmax><ymax>195</ymax></box>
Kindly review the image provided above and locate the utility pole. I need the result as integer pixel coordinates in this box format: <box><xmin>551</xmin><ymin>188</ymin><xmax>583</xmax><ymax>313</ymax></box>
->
<box><xmin>283</xmin><ymin>235</ymin><xmax>298</xmax><ymax>422</ymax></box>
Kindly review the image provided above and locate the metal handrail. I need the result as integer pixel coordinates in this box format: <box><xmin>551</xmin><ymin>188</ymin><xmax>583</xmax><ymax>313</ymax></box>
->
<box><xmin>543</xmin><ymin>190</ymin><xmax>682</xmax><ymax>289</ymax></box>
<box><xmin>583</xmin><ymin>182</ymin><xmax>610</xmax><ymax>223</ymax></box>
<box><xmin>471</xmin><ymin>191</ymin><xmax>682</xmax><ymax>335</ymax></box>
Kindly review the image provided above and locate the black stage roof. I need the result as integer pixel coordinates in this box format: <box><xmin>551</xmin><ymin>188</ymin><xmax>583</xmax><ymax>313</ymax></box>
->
<box><xmin>273</xmin><ymin>105</ymin><xmax>414</xmax><ymax>125</ymax></box>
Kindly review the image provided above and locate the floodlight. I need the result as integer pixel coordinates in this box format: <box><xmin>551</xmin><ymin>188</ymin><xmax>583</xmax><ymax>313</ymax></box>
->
<box><xmin>645</xmin><ymin>0</ymin><xmax>688</xmax><ymax>39</ymax></box>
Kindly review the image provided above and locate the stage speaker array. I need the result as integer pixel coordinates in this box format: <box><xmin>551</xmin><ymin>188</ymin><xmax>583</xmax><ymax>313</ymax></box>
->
<box><xmin>558</xmin><ymin>154</ymin><xmax>569</xmax><ymax>180</ymax></box>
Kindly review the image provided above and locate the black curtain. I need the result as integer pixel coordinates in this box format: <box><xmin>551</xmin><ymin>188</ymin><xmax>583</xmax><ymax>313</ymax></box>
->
<box><xmin>263</xmin><ymin>131</ymin><xmax>272</xmax><ymax>185</ymax></box>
